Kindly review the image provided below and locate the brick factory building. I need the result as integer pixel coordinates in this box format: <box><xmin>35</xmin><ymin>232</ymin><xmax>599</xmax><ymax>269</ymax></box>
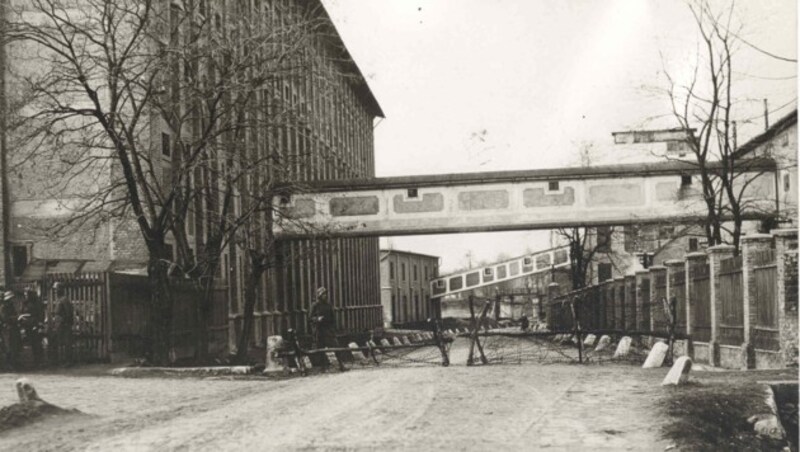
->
<box><xmin>0</xmin><ymin>0</ymin><xmax>384</xmax><ymax>355</ymax></box>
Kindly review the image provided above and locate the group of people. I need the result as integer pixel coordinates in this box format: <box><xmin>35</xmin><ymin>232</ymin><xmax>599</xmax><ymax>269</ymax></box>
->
<box><xmin>0</xmin><ymin>282</ymin><xmax>74</xmax><ymax>369</ymax></box>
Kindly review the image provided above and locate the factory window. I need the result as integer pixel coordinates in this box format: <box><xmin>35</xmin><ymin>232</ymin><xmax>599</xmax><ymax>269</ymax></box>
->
<box><xmin>401</xmin><ymin>263</ymin><xmax>406</xmax><ymax>281</ymax></box>
<box><xmin>161</xmin><ymin>132</ymin><xmax>171</xmax><ymax>157</ymax></box>
<box><xmin>389</xmin><ymin>261</ymin><xmax>395</xmax><ymax>279</ymax></box>
<box><xmin>413</xmin><ymin>264</ymin><xmax>418</xmax><ymax>281</ymax></box>
<box><xmin>11</xmin><ymin>244</ymin><xmax>28</xmax><ymax>277</ymax></box>
<box><xmin>407</xmin><ymin>188</ymin><xmax>418</xmax><ymax>198</ymax></box>
<box><xmin>689</xmin><ymin>238</ymin><xmax>699</xmax><ymax>252</ymax></box>
<box><xmin>634</xmin><ymin>131</ymin><xmax>654</xmax><ymax>143</ymax></box>
<box><xmin>681</xmin><ymin>175</ymin><xmax>692</xmax><ymax>186</ymax></box>
<box><xmin>598</xmin><ymin>263</ymin><xmax>612</xmax><ymax>282</ymax></box>
<box><xmin>548</xmin><ymin>181</ymin><xmax>559</xmax><ymax>192</ymax></box>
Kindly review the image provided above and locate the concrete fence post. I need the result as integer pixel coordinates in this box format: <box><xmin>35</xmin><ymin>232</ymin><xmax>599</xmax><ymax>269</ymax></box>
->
<box><xmin>707</xmin><ymin>244</ymin><xmax>735</xmax><ymax>367</ymax></box>
<box><xmin>547</xmin><ymin>282</ymin><xmax>560</xmax><ymax>331</ymax></box>
<box><xmin>741</xmin><ymin>233</ymin><xmax>773</xmax><ymax>369</ymax></box>
<box><xmin>772</xmin><ymin>229</ymin><xmax>798</xmax><ymax>368</ymax></box>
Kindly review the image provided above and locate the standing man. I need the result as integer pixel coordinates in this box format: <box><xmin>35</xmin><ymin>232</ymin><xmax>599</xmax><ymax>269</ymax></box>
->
<box><xmin>309</xmin><ymin>287</ymin><xmax>345</xmax><ymax>371</ymax></box>
<box><xmin>0</xmin><ymin>290</ymin><xmax>21</xmax><ymax>369</ymax></box>
<box><xmin>520</xmin><ymin>314</ymin><xmax>530</xmax><ymax>332</ymax></box>
<box><xmin>21</xmin><ymin>287</ymin><xmax>45</xmax><ymax>367</ymax></box>
<box><xmin>53</xmin><ymin>283</ymin><xmax>74</xmax><ymax>365</ymax></box>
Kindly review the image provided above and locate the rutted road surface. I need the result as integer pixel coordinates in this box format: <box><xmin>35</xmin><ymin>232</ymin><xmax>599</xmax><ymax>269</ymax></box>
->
<box><xmin>0</xmin><ymin>338</ymin><xmax>671</xmax><ymax>451</ymax></box>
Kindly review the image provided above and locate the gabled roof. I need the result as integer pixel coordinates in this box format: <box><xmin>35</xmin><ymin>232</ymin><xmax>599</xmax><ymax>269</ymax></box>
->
<box><xmin>380</xmin><ymin>249</ymin><xmax>440</xmax><ymax>261</ymax></box>
<box><xmin>735</xmin><ymin>109</ymin><xmax>797</xmax><ymax>158</ymax></box>
<box><xmin>315</xmin><ymin>1</ymin><xmax>384</xmax><ymax>118</ymax></box>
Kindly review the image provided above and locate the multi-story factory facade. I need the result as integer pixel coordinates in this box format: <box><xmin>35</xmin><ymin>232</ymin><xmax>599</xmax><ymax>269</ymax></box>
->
<box><xmin>379</xmin><ymin>249</ymin><xmax>440</xmax><ymax>327</ymax></box>
<box><xmin>1</xmin><ymin>0</ymin><xmax>384</xmax><ymax>352</ymax></box>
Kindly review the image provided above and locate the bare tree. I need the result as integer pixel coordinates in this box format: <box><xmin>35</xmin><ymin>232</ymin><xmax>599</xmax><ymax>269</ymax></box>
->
<box><xmin>4</xmin><ymin>0</ymin><xmax>337</xmax><ymax>364</ymax></box>
<box><xmin>658</xmin><ymin>0</ymin><xmax>784</xmax><ymax>254</ymax></box>
<box><xmin>554</xmin><ymin>226</ymin><xmax>618</xmax><ymax>290</ymax></box>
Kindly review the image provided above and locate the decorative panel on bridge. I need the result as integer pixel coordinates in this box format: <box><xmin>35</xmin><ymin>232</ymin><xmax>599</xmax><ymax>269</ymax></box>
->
<box><xmin>272</xmin><ymin>159</ymin><xmax>777</xmax><ymax>238</ymax></box>
<box><xmin>427</xmin><ymin>246</ymin><xmax>570</xmax><ymax>298</ymax></box>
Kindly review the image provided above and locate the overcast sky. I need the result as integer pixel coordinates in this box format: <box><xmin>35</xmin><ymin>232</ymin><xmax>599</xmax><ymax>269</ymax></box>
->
<box><xmin>321</xmin><ymin>0</ymin><xmax>797</xmax><ymax>273</ymax></box>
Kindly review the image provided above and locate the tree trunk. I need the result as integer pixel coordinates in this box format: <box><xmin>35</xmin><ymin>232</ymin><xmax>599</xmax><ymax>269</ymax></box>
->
<box><xmin>194</xmin><ymin>271</ymin><xmax>215</xmax><ymax>363</ymax></box>
<box><xmin>236</xmin><ymin>255</ymin><xmax>266</xmax><ymax>363</ymax></box>
<box><xmin>146</xmin><ymin>246</ymin><xmax>173</xmax><ymax>366</ymax></box>
<box><xmin>193</xmin><ymin>237</ymin><xmax>223</xmax><ymax>363</ymax></box>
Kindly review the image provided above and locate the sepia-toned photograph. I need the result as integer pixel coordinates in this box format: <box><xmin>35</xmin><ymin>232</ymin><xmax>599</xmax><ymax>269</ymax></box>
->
<box><xmin>0</xmin><ymin>0</ymin><xmax>797</xmax><ymax>450</ymax></box>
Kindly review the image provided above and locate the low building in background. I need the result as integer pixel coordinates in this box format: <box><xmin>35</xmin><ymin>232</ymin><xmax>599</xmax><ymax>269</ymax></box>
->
<box><xmin>380</xmin><ymin>249</ymin><xmax>439</xmax><ymax>328</ymax></box>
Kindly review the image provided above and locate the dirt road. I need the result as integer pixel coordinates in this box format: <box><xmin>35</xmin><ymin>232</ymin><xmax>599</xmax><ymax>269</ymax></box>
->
<box><xmin>0</xmin><ymin>338</ymin><xmax>672</xmax><ymax>451</ymax></box>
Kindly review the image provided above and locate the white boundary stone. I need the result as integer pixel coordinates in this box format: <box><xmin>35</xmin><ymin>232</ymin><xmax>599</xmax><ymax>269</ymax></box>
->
<box><xmin>661</xmin><ymin>356</ymin><xmax>692</xmax><ymax>385</ymax></box>
<box><xmin>642</xmin><ymin>342</ymin><xmax>669</xmax><ymax>368</ymax></box>
<box><xmin>594</xmin><ymin>335</ymin><xmax>611</xmax><ymax>352</ymax></box>
<box><xmin>613</xmin><ymin>336</ymin><xmax>632</xmax><ymax>358</ymax></box>
<box><xmin>264</xmin><ymin>335</ymin><xmax>285</xmax><ymax>373</ymax></box>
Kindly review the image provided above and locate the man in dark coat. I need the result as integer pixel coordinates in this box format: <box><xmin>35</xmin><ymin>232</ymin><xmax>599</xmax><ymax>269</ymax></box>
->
<box><xmin>520</xmin><ymin>314</ymin><xmax>530</xmax><ymax>331</ymax></box>
<box><xmin>53</xmin><ymin>283</ymin><xmax>74</xmax><ymax>365</ymax></box>
<box><xmin>308</xmin><ymin>287</ymin><xmax>345</xmax><ymax>371</ymax></box>
<box><xmin>21</xmin><ymin>288</ymin><xmax>45</xmax><ymax>366</ymax></box>
<box><xmin>309</xmin><ymin>287</ymin><xmax>336</xmax><ymax>349</ymax></box>
<box><xmin>0</xmin><ymin>290</ymin><xmax>21</xmax><ymax>369</ymax></box>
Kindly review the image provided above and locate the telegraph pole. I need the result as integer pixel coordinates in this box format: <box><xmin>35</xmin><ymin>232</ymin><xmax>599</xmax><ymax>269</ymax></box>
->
<box><xmin>0</xmin><ymin>0</ymin><xmax>11</xmax><ymax>286</ymax></box>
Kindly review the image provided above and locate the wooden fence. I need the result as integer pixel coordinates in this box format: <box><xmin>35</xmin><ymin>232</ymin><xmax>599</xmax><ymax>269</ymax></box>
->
<box><xmin>639</xmin><ymin>277</ymin><xmax>651</xmax><ymax>331</ymax></box>
<box><xmin>625</xmin><ymin>278</ymin><xmax>637</xmax><ymax>331</ymax></box>
<box><xmin>690</xmin><ymin>263</ymin><xmax>711</xmax><ymax>342</ymax></box>
<box><xmin>545</xmin><ymin>230</ymin><xmax>795</xmax><ymax>369</ymax></box>
<box><xmin>652</xmin><ymin>273</ymin><xmax>668</xmax><ymax>333</ymax></box>
<box><xmin>718</xmin><ymin>256</ymin><xmax>744</xmax><ymax>346</ymax></box>
<box><xmin>671</xmin><ymin>269</ymin><xmax>687</xmax><ymax>335</ymax></box>
<box><xmin>752</xmin><ymin>249</ymin><xmax>779</xmax><ymax>350</ymax></box>
<box><xmin>11</xmin><ymin>272</ymin><xmax>229</xmax><ymax>364</ymax></box>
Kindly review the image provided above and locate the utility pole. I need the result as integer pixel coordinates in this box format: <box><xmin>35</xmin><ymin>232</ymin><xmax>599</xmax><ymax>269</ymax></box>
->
<box><xmin>0</xmin><ymin>0</ymin><xmax>11</xmax><ymax>286</ymax></box>
<box><xmin>764</xmin><ymin>99</ymin><xmax>770</xmax><ymax>131</ymax></box>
